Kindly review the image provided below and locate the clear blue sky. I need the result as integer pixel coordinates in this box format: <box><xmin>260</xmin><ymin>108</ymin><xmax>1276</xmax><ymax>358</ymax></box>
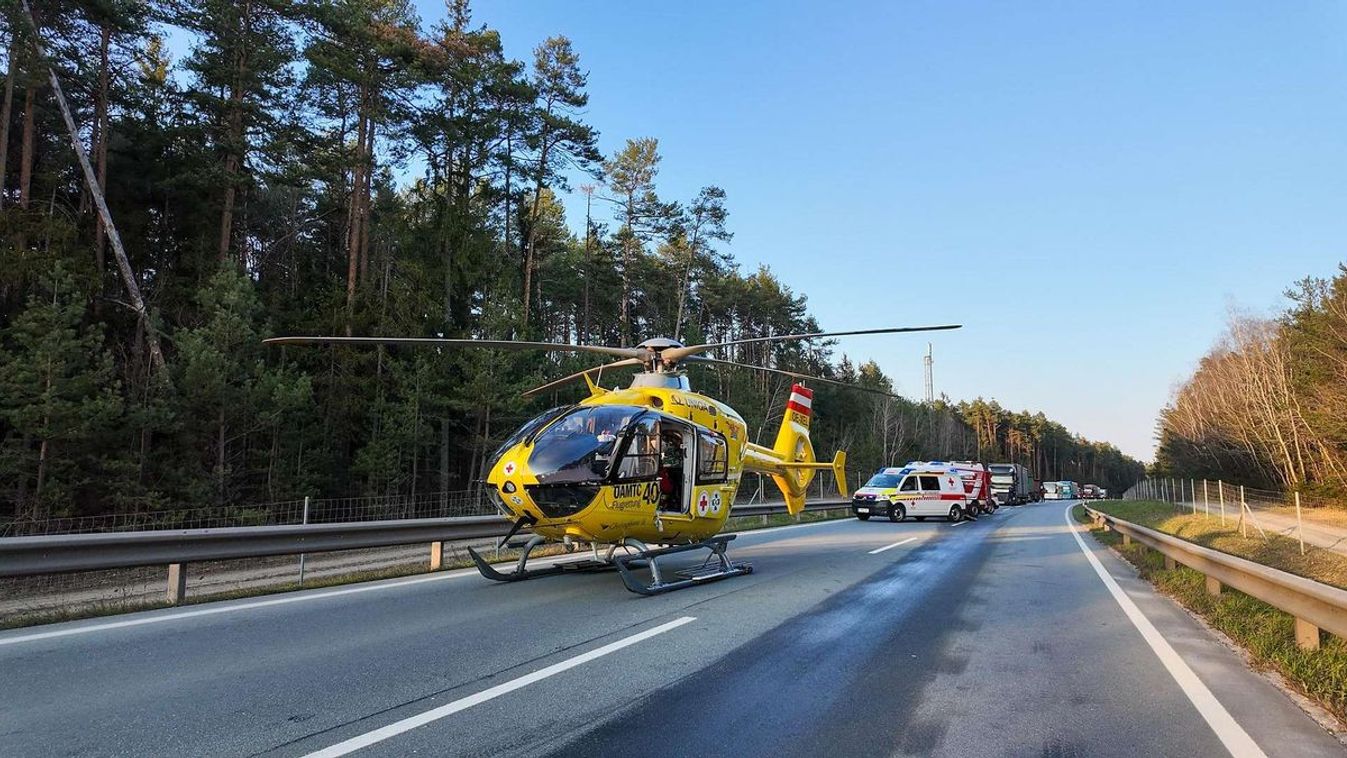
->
<box><xmin>421</xmin><ymin>1</ymin><xmax>1347</xmax><ymax>461</ymax></box>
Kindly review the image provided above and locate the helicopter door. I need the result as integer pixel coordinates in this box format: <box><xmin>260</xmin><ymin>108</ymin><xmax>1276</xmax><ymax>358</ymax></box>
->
<box><xmin>657</xmin><ymin>422</ymin><xmax>696</xmax><ymax>513</ymax></box>
<box><xmin>695</xmin><ymin>431</ymin><xmax>729</xmax><ymax>515</ymax></box>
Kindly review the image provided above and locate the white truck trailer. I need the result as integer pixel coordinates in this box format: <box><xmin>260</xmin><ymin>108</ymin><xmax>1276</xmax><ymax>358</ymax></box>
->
<box><xmin>988</xmin><ymin>462</ymin><xmax>1035</xmax><ymax>505</ymax></box>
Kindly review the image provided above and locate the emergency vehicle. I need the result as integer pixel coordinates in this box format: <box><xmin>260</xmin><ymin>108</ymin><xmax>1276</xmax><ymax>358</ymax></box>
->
<box><xmin>851</xmin><ymin>461</ymin><xmax>995</xmax><ymax>522</ymax></box>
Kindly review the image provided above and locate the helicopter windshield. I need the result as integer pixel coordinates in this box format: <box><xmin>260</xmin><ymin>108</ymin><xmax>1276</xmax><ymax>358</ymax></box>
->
<box><xmin>529</xmin><ymin>405</ymin><xmax>647</xmax><ymax>485</ymax></box>
<box><xmin>488</xmin><ymin>405</ymin><xmax>572</xmax><ymax>473</ymax></box>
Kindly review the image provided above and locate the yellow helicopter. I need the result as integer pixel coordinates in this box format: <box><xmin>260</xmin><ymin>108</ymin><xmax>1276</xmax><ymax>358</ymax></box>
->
<box><xmin>265</xmin><ymin>326</ymin><xmax>958</xmax><ymax>594</ymax></box>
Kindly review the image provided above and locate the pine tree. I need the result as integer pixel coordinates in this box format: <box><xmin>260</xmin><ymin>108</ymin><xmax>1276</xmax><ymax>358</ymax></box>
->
<box><xmin>0</xmin><ymin>265</ymin><xmax>123</xmax><ymax>523</ymax></box>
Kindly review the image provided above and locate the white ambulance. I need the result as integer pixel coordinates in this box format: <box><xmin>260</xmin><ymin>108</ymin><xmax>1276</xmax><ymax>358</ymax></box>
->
<box><xmin>851</xmin><ymin>461</ymin><xmax>994</xmax><ymax>522</ymax></box>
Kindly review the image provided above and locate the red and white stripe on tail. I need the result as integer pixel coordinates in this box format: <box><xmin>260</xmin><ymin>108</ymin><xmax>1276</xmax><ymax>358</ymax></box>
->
<box><xmin>785</xmin><ymin>384</ymin><xmax>813</xmax><ymax>420</ymax></box>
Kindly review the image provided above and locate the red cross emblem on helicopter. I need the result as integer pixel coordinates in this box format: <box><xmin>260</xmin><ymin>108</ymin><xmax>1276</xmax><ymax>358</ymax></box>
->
<box><xmin>503</xmin><ymin>461</ymin><xmax>517</xmax><ymax>476</ymax></box>
<box><xmin>697</xmin><ymin>492</ymin><xmax>710</xmax><ymax>516</ymax></box>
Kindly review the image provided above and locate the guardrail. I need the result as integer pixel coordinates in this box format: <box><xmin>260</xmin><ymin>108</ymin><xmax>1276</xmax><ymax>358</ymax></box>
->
<box><xmin>1083</xmin><ymin>505</ymin><xmax>1347</xmax><ymax>651</ymax></box>
<box><xmin>0</xmin><ymin>499</ymin><xmax>850</xmax><ymax>604</ymax></box>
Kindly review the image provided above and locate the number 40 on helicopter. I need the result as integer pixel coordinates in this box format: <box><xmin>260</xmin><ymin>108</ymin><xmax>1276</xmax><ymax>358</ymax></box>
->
<box><xmin>265</xmin><ymin>325</ymin><xmax>959</xmax><ymax>595</ymax></box>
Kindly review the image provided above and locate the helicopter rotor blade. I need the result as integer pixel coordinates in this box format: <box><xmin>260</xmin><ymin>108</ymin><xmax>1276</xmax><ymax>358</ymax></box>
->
<box><xmin>520</xmin><ymin>358</ymin><xmax>644</xmax><ymax>397</ymax></box>
<box><xmin>660</xmin><ymin>324</ymin><xmax>961</xmax><ymax>363</ymax></box>
<box><xmin>263</xmin><ymin>336</ymin><xmax>645</xmax><ymax>361</ymax></box>
<box><xmin>684</xmin><ymin>356</ymin><xmax>904</xmax><ymax>398</ymax></box>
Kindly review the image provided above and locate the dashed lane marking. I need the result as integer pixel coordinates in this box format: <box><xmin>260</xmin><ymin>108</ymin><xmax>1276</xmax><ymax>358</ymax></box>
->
<box><xmin>868</xmin><ymin>537</ymin><xmax>918</xmax><ymax>555</ymax></box>
<box><xmin>301</xmin><ymin>616</ymin><xmax>698</xmax><ymax>757</ymax></box>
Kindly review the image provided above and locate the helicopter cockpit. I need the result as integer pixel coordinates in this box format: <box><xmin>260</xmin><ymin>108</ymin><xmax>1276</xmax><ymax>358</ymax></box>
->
<box><xmin>488</xmin><ymin>404</ymin><xmax>705</xmax><ymax>519</ymax></box>
<box><xmin>528</xmin><ymin>405</ymin><xmax>646</xmax><ymax>485</ymax></box>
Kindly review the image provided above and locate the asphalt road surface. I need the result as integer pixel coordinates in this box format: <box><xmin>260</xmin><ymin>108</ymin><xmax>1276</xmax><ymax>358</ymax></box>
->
<box><xmin>2</xmin><ymin>501</ymin><xmax>1342</xmax><ymax>757</ymax></box>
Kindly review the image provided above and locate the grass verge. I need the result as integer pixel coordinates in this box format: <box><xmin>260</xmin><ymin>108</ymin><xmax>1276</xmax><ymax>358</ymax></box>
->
<box><xmin>1074</xmin><ymin>503</ymin><xmax>1347</xmax><ymax>723</ymax></box>
<box><xmin>1</xmin><ymin>507</ymin><xmax>854</xmax><ymax>630</ymax></box>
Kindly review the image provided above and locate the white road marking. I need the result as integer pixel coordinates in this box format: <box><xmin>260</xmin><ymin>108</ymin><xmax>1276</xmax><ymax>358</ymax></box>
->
<box><xmin>948</xmin><ymin>519</ymin><xmax>968</xmax><ymax>527</ymax></box>
<box><xmin>868</xmin><ymin>537</ymin><xmax>917</xmax><ymax>555</ymax></box>
<box><xmin>302</xmin><ymin>616</ymin><xmax>698</xmax><ymax>758</ymax></box>
<box><xmin>0</xmin><ymin>516</ymin><xmax>851</xmax><ymax>647</ymax></box>
<box><xmin>0</xmin><ymin>566</ymin><xmax>485</xmax><ymax>647</ymax></box>
<box><xmin>1063</xmin><ymin>504</ymin><xmax>1265</xmax><ymax>758</ymax></box>
<box><xmin>734</xmin><ymin>516</ymin><xmax>855</xmax><ymax>537</ymax></box>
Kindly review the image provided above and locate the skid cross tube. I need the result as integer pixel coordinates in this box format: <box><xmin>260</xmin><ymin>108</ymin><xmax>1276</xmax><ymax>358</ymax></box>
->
<box><xmin>613</xmin><ymin>534</ymin><xmax>753</xmax><ymax>596</ymax></box>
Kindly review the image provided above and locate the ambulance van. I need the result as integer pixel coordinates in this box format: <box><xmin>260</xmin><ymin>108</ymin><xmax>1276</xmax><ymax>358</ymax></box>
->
<box><xmin>851</xmin><ymin>461</ymin><xmax>994</xmax><ymax>522</ymax></box>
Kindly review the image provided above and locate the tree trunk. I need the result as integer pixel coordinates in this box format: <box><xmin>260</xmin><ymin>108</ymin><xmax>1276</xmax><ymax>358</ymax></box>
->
<box><xmin>345</xmin><ymin>102</ymin><xmax>368</xmax><ymax>324</ymax></box>
<box><xmin>358</xmin><ymin>119</ymin><xmax>374</xmax><ymax>285</ymax></box>
<box><xmin>217</xmin><ymin>407</ymin><xmax>227</xmax><ymax>503</ymax></box>
<box><xmin>521</xmin><ymin>138</ymin><xmax>552</xmax><ymax>325</ymax></box>
<box><xmin>93</xmin><ymin>24</ymin><xmax>111</xmax><ymax>275</ymax></box>
<box><xmin>581</xmin><ymin>192</ymin><xmax>592</xmax><ymax>342</ymax></box>
<box><xmin>218</xmin><ymin>0</ymin><xmax>252</xmax><ymax>263</ymax></box>
<box><xmin>0</xmin><ymin>36</ymin><xmax>18</xmax><ymax>211</ymax></box>
<box><xmin>440</xmin><ymin>416</ymin><xmax>450</xmax><ymax>501</ymax></box>
<box><xmin>18</xmin><ymin>83</ymin><xmax>35</xmax><ymax>210</ymax></box>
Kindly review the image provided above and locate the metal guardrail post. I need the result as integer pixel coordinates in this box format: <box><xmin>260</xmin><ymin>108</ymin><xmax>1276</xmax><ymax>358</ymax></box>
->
<box><xmin>1296</xmin><ymin>618</ymin><xmax>1321</xmax><ymax>651</ymax></box>
<box><xmin>167</xmin><ymin>563</ymin><xmax>187</xmax><ymax>605</ymax></box>
<box><xmin>298</xmin><ymin>496</ymin><xmax>310</xmax><ymax>587</ymax></box>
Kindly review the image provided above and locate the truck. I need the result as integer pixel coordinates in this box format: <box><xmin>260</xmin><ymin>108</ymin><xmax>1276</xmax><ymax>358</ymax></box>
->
<box><xmin>988</xmin><ymin>462</ymin><xmax>1035</xmax><ymax>506</ymax></box>
<box><xmin>1042</xmin><ymin>480</ymin><xmax>1080</xmax><ymax>500</ymax></box>
<box><xmin>1081</xmin><ymin>484</ymin><xmax>1101</xmax><ymax>500</ymax></box>
<box><xmin>852</xmin><ymin>460</ymin><xmax>995</xmax><ymax>522</ymax></box>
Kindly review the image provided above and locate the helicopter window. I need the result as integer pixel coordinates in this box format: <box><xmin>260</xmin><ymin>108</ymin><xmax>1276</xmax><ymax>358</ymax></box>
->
<box><xmin>489</xmin><ymin>405</ymin><xmax>572</xmax><ymax>470</ymax></box>
<box><xmin>696</xmin><ymin>432</ymin><xmax>728</xmax><ymax>484</ymax></box>
<box><xmin>528</xmin><ymin>405</ymin><xmax>643</xmax><ymax>485</ymax></box>
<box><xmin>615</xmin><ymin>416</ymin><xmax>660</xmax><ymax>481</ymax></box>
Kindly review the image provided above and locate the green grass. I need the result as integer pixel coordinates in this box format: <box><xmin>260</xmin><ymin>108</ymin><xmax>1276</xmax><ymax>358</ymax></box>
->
<box><xmin>1</xmin><ymin>507</ymin><xmax>854</xmax><ymax>630</ymax></box>
<box><xmin>1075</xmin><ymin>504</ymin><xmax>1347</xmax><ymax>722</ymax></box>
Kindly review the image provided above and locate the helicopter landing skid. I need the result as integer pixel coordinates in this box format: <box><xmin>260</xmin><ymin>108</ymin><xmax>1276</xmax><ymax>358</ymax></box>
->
<box><xmin>613</xmin><ymin>534</ymin><xmax>753</xmax><ymax>596</ymax></box>
<box><xmin>467</xmin><ymin>535</ymin><xmax>615</xmax><ymax>583</ymax></box>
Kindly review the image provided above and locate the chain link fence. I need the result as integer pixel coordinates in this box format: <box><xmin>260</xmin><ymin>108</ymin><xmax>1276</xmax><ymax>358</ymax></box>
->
<box><xmin>0</xmin><ymin>488</ymin><xmax>504</xmax><ymax>625</ymax></box>
<box><xmin>1123</xmin><ymin>477</ymin><xmax>1347</xmax><ymax>556</ymax></box>
<box><xmin>0</xmin><ymin>488</ymin><xmax>500</xmax><ymax>538</ymax></box>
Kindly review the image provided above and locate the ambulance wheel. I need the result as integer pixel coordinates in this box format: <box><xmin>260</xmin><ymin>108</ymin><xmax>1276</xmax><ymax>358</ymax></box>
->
<box><xmin>856</xmin><ymin>513</ymin><xmax>871</xmax><ymax>521</ymax></box>
<box><xmin>948</xmin><ymin>505</ymin><xmax>962</xmax><ymax>522</ymax></box>
<box><xmin>888</xmin><ymin>504</ymin><xmax>906</xmax><ymax>523</ymax></box>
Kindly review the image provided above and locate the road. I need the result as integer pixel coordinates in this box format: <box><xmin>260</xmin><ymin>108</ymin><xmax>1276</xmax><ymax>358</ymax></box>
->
<box><xmin>1</xmin><ymin>502</ymin><xmax>1341</xmax><ymax>757</ymax></box>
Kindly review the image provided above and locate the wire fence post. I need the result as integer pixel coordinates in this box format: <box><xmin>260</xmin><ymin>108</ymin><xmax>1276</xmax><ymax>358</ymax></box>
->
<box><xmin>1218</xmin><ymin>480</ymin><xmax>1226</xmax><ymax>526</ymax></box>
<box><xmin>298</xmin><ymin>496</ymin><xmax>310</xmax><ymax>587</ymax></box>
<box><xmin>1295</xmin><ymin>491</ymin><xmax>1305</xmax><ymax>556</ymax></box>
<box><xmin>1190</xmin><ymin>479</ymin><xmax>1196</xmax><ymax>515</ymax></box>
<box><xmin>1203</xmin><ymin>479</ymin><xmax>1209</xmax><ymax>519</ymax></box>
<box><xmin>1238</xmin><ymin>485</ymin><xmax>1246</xmax><ymax>537</ymax></box>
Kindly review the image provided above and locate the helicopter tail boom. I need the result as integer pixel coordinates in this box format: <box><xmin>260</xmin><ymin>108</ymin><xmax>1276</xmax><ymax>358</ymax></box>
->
<box><xmin>740</xmin><ymin>384</ymin><xmax>848</xmax><ymax>515</ymax></box>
